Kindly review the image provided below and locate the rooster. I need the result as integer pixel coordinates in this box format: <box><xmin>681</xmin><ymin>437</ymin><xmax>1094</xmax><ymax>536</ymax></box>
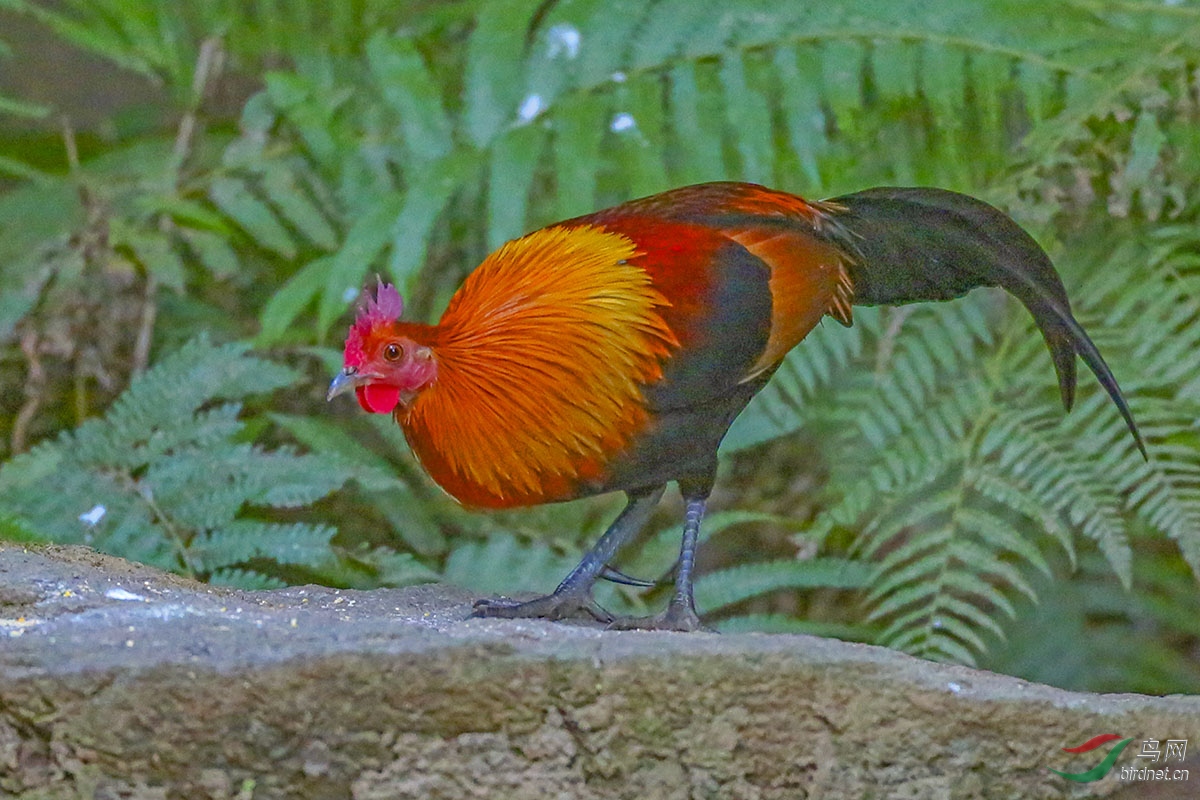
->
<box><xmin>327</xmin><ymin>182</ymin><xmax>1144</xmax><ymax>631</ymax></box>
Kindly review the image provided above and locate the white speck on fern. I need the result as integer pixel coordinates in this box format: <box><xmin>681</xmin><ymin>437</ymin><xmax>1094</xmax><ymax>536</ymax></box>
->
<box><xmin>517</xmin><ymin>93</ymin><xmax>545</xmax><ymax>123</ymax></box>
<box><xmin>79</xmin><ymin>504</ymin><xmax>106</xmax><ymax>527</ymax></box>
<box><xmin>610</xmin><ymin>112</ymin><xmax>636</xmax><ymax>133</ymax></box>
<box><xmin>546</xmin><ymin>24</ymin><xmax>580</xmax><ymax>59</ymax></box>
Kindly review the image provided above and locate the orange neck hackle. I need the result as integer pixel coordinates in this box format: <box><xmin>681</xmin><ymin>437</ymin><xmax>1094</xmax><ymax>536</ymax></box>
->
<box><xmin>398</xmin><ymin>223</ymin><xmax>679</xmax><ymax>508</ymax></box>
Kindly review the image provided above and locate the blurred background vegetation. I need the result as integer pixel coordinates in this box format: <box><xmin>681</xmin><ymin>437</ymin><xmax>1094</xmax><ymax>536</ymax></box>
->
<box><xmin>0</xmin><ymin>0</ymin><xmax>1197</xmax><ymax>694</ymax></box>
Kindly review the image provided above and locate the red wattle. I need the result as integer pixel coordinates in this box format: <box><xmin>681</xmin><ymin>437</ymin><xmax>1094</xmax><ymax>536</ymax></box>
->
<box><xmin>356</xmin><ymin>383</ymin><xmax>401</xmax><ymax>414</ymax></box>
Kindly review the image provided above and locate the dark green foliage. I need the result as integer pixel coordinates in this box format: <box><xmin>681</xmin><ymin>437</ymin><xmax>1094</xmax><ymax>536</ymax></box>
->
<box><xmin>0</xmin><ymin>338</ymin><xmax>432</xmax><ymax>587</ymax></box>
<box><xmin>1</xmin><ymin>0</ymin><xmax>1198</xmax><ymax>691</ymax></box>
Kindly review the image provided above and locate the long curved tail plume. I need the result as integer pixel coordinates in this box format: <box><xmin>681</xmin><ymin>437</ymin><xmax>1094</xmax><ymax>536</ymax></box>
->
<box><xmin>825</xmin><ymin>186</ymin><xmax>1146</xmax><ymax>459</ymax></box>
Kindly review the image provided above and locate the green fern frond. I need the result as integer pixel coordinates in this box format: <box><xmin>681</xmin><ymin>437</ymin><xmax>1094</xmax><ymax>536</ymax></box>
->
<box><xmin>787</xmin><ymin>293</ymin><xmax>1121</xmax><ymax>662</ymax></box>
<box><xmin>269</xmin><ymin>412</ymin><xmax>405</xmax><ymax>492</ymax></box>
<box><xmin>336</xmin><ymin>547</ymin><xmax>439</xmax><ymax>589</ymax></box>
<box><xmin>208</xmin><ymin>568</ymin><xmax>288</xmax><ymax>590</ymax></box>
<box><xmin>985</xmin><ymin>547</ymin><xmax>1200</xmax><ymax>695</ymax></box>
<box><xmin>223</xmin><ymin>0</ymin><xmax>1188</xmax><ymax>343</ymax></box>
<box><xmin>630</xmin><ymin>509</ymin><xmax>806</xmax><ymax>580</ymax></box>
<box><xmin>103</xmin><ymin>339</ymin><xmax>295</xmax><ymax>433</ymax></box>
<box><xmin>0</xmin><ymin>338</ymin><xmax>350</xmax><ymax>582</ymax></box>
<box><xmin>1057</xmin><ymin>223</ymin><xmax>1200</xmax><ymax>577</ymax></box>
<box><xmin>192</xmin><ymin>521</ymin><xmax>337</xmax><ymax>572</ymax></box>
<box><xmin>983</xmin><ymin>410</ymin><xmax>1131</xmax><ymax>581</ymax></box>
<box><xmin>695</xmin><ymin>558</ymin><xmax>869</xmax><ymax>615</ymax></box>
<box><xmin>442</xmin><ymin>532</ymin><xmax>583</xmax><ymax>597</ymax></box>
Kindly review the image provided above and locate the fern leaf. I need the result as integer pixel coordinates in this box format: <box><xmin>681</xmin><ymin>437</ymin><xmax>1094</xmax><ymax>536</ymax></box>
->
<box><xmin>984</xmin><ymin>411</ymin><xmax>1130</xmax><ymax>585</ymax></box>
<box><xmin>553</xmin><ymin>92</ymin><xmax>607</xmax><ymax>218</ymax></box>
<box><xmin>941</xmin><ymin>571</ymin><xmax>1018</xmax><ymax>620</ymax></box>
<box><xmin>260</xmin><ymin>165</ymin><xmax>339</xmax><ymax>251</ymax></box>
<box><xmin>719</xmin><ymin>52</ymin><xmax>774</xmax><ymax>184</ymax></box>
<box><xmin>243</xmin><ymin>448</ymin><xmax>354</xmax><ymax>509</ymax></box>
<box><xmin>462</xmin><ymin>0</ymin><xmax>545</xmax><ymax>146</ymax></box>
<box><xmin>340</xmin><ymin>547</ymin><xmax>438</xmax><ymax>588</ymax></box>
<box><xmin>384</xmin><ymin>152</ymin><xmax>481</xmax><ymax>287</ymax></box>
<box><xmin>608</xmin><ymin>76</ymin><xmax>669</xmax><ymax>199</ymax></box>
<box><xmin>0</xmin><ymin>338</ymin><xmax>348</xmax><ymax>581</ymax></box>
<box><xmin>442</xmin><ymin>532</ymin><xmax>582</xmax><ymax>596</ymax></box>
<box><xmin>666</xmin><ymin>62</ymin><xmax>722</xmax><ymax>186</ymax></box>
<box><xmin>866</xmin><ymin>581</ymin><xmax>941</xmax><ymax>628</ymax></box>
<box><xmin>269</xmin><ymin>413</ymin><xmax>404</xmax><ymax>492</ymax></box>
<box><xmin>955</xmin><ymin>504</ymin><xmax>1054</xmax><ymax>579</ymax></box>
<box><xmin>488</xmin><ymin>125</ymin><xmax>549</xmax><ymax>249</ymax></box>
<box><xmin>209</xmin><ymin>176</ymin><xmax>298</xmax><ymax>259</ymax></box>
<box><xmin>694</xmin><ymin>558</ymin><xmax>869</xmax><ymax>614</ymax></box>
<box><xmin>366</xmin><ymin>32</ymin><xmax>453</xmax><ymax>163</ymax></box>
<box><xmin>208</xmin><ymin>568</ymin><xmax>288</xmax><ymax>590</ymax></box>
<box><xmin>193</xmin><ymin>521</ymin><xmax>337</xmax><ymax>572</ymax></box>
<box><xmin>312</xmin><ymin>192</ymin><xmax>407</xmax><ymax>337</ymax></box>
<box><xmin>257</xmin><ymin>255</ymin><xmax>335</xmax><ymax>346</ymax></box>
<box><xmin>773</xmin><ymin>44</ymin><xmax>829</xmax><ymax>189</ymax></box>
<box><xmin>632</xmin><ymin>509</ymin><xmax>809</xmax><ymax>579</ymax></box>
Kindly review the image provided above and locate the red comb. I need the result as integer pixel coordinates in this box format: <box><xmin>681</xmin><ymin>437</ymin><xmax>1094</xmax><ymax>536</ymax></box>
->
<box><xmin>344</xmin><ymin>278</ymin><xmax>404</xmax><ymax>368</ymax></box>
<box><xmin>362</xmin><ymin>276</ymin><xmax>404</xmax><ymax>321</ymax></box>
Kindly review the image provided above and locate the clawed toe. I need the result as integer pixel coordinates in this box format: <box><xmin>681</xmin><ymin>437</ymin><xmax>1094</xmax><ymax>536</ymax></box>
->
<box><xmin>607</xmin><ymin>602</ymin><xmax>712</xmax><ymax>633</ymax></box>
<box><xmin>472</xmin><ymin>592</ymin><xmax>613</xmax><ymax>624</ymax></box>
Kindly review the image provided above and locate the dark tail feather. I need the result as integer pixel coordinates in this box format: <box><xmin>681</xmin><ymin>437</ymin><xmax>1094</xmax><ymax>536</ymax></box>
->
<box><xmin>824</xmin><ymin>186</ymin><xmax>1146</xmax><ymax>459</ymax></box>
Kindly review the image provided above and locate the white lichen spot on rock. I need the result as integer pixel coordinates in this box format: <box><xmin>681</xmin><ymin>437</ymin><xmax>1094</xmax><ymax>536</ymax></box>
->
<box><xmin>2</xmin><ymin>617</ymin><xmax>40</xmax><ymax>637</ymax></box>
<box><xmin>106</xmin><ymin>587</ymin><xmax>147</xmax><ymax>602</ymax></box>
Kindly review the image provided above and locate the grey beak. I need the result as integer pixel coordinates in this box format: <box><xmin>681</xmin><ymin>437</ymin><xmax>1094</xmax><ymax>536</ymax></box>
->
<box><xmin>326</xmin><ymin>368</ymin><xmax>361</xmax><ymax>401</ymax></box>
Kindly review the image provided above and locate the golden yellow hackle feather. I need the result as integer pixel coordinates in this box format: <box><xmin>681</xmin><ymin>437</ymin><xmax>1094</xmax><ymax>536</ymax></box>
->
<box><xmin>401</xmin><ymin>224</ymin><xmax>678</xmax><ymax>507</ymax></box>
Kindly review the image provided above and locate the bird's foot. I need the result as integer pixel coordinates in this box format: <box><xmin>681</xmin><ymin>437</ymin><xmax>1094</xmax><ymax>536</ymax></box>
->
<box><xmin>607</xmin><ymin>600</ymin><xmax>712</xmax><ymax>633</ymax></box>
<box><xmin>472</xmin><ymin>590</ymin><xmax>613</xmax><ymax>624</ymax></box>
<box><xmin>599</xmin><ymin>564</ymin><xmax>656</xmax><ymax>588</ymax></box>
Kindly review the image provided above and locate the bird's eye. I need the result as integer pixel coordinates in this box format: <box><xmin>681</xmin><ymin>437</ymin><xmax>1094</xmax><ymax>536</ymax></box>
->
<box><xmin>383</xmin><ymin>343</ymin><xmax>403</xmax><ymax>362</ymax></box>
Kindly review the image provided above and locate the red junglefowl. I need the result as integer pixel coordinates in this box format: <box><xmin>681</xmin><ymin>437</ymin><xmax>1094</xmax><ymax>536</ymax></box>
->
<box><xmin>327</xmin><ymin>182</ymin><xmax>1145</xmax><ymax>632</ymax></box>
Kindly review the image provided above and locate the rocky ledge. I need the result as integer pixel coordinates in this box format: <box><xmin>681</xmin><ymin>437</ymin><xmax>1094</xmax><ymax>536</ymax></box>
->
<box><xmin>1</xmin><ymin>543</ymin><xmax>1197</xmax><ymax>799</ymax></box>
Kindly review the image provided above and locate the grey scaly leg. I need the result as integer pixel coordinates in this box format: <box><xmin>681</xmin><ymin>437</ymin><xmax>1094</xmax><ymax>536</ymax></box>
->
<box><xmin>609</xmin><ymin>491</ymin><xmax>710</xmax><ymax>632</ymax></box>
<box><xmin>473</xmin><ymin>485</ymin><xmax>666</xmax><ymax>623</ymax></box>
